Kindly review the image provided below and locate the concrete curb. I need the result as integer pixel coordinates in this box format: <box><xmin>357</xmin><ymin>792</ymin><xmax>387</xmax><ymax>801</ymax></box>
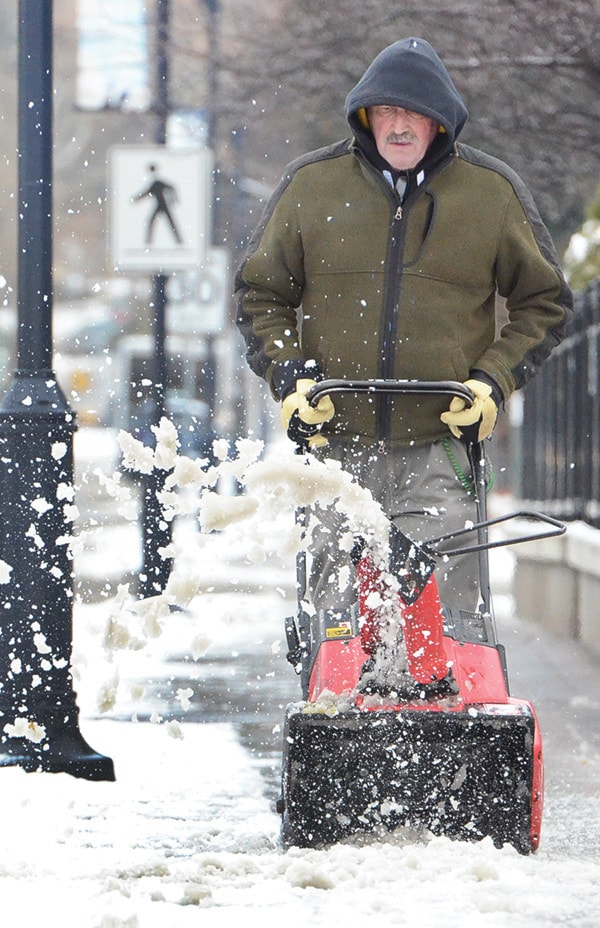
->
<box><xmin>507</xmin><ymin>519</ymin><xmax>600</xmax><ymax>658</ymax></box>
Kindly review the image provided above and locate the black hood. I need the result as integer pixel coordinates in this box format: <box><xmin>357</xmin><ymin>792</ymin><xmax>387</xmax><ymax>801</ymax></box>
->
<box><xmin>345</xmin><ymin>38</ymin><xmax>468</xmax><ymax>173</ymax></box>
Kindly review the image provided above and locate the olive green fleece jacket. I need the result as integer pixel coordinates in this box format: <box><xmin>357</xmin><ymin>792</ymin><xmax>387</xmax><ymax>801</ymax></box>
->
<box><xmin>236</xmin><ymin>137</ymin><xmax>571</xmax><ymax>448</ymax></box>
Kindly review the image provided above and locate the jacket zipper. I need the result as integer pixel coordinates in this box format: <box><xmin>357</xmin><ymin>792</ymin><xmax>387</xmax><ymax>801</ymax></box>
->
<box><xmin>377</xmin><ymin>197</ymin><xmax>407</xmax><ymax>442</ymax></box>
<box><xmin>352</xmin><ymin>145</ymin><xmax>454</xmax><ymax>446</ymax></box>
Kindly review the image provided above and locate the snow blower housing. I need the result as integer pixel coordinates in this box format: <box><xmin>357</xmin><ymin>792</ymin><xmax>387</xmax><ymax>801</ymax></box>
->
<box><xmin>278</xmin><ymin>380</ymin><xmax>565</xmax><ymax>855</ymax></box>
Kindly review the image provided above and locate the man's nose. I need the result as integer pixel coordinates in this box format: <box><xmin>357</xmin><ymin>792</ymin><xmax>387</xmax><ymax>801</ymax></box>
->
<box><xmin>390</xmin><ymin>108</ymin><xmax>410</xmax><ymax>128</ymax></box>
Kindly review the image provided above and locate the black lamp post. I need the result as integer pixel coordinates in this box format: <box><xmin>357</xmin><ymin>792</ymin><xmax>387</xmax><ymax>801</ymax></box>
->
<box><xmin>0</xmin><ymin>0</ymin><xmax>114</xmax><ymax>779</ymax></box>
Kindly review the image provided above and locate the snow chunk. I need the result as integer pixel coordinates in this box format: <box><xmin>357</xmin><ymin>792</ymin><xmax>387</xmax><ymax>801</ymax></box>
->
<box><xmin>199</xmin><ymin>492</ymin><xmax>259</xmax><ymax>533</ymax></box>
<box><xmin>176</xmin><ymin>687</ymin><xmax>193</xmax><ymax>711</ymax></box>
<box><xmin>190</xmin><ymin>631</ymin><xmax>212</xmax><ymax>660</ymax></box>
<box><xmin>118</xmin><ymin>430</ymin><xmax>155</xmax><ymax>474</ymax></box>
<box><xmin>96</xmin><ymin>668</ymin><xmax>120</xmax><ymax>714</ymax></box>
<box><xmin>63</xmin><ymin>503</ymin><xmax>79</xmax><ymax>523</ymax></box>
<box><xmin>57</xmin><ymin>482</ymin><xmax>75</xmax><ymax>501</ymax></box>
<box><xmin>31</xmin><ymin>497</ymin><xmax>53</xmax><ymax>515</ymax></box>
<box><xmin>166</xmin><ymin>720</ymin><xmax>184</xmax><ymax>740</ymax></box>
<box><xmin>51</xmin><ymin>442</ymin><xmax>68</xmax><ymax>461</ymax></box>
<box><xmin>33</xmin><ymin>632</ymin><xmax>52</xmax><ymax>655</ymax></box>
<box><xmin>3</xmin><ymin>718</ymin><xmax>46</xmax><ymax>743</ymax></box>
<box><xmin>151</xmin><ymin>417</ymin><xmax>180</xmax><ymax>470</ymax></box>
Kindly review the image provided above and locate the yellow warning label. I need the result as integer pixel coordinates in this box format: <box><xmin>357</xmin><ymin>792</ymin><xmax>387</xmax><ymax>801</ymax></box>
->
<box><xmin>325</xmin><ymin>624</ymin><xmax>352</xmax><ymax>639</ymax></box>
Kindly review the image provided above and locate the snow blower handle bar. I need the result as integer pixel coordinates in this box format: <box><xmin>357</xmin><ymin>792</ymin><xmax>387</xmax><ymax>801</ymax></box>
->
<box><xmin>305</xmin><ymin>379</ymin><xmax>566</xmax><ymax>614</ymax></box>
<box><xmin>306</xmin><ymin>379</ymin><xmax>474</xmax><ymax>408</ymax></box>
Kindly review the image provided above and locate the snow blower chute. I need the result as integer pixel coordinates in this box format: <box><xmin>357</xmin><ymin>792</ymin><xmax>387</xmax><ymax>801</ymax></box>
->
<box><xmin>278</xmin><ymin>380</ymin><xmax>565</xmax><ymax>854</ymax></box>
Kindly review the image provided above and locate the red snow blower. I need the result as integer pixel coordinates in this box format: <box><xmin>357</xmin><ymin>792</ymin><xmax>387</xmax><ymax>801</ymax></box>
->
<box><xmin>278</xmin><ymin>380</ymin><xmax>565</xmax><ymax>854</ymax></box>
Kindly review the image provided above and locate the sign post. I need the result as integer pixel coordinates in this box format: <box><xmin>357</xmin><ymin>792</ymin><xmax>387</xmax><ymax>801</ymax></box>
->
<box><xmin>110</xmin><ymin>145</ymin><xmax>213</xmax><ymax>597</ymax></box>
<box><xmin>107</xmin><ymin>0</ymin><xmax>217</xmax><ymax>598</ymax></box>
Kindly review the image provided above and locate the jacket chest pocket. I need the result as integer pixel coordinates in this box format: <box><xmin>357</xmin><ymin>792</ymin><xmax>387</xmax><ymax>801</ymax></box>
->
<box><xmin>404</xmin><ymin>195</ymin><xmax>496</xmax><ymax>289</ymax></box>
<box><xmin>303</xmin><ymin>207</ymin><xmax>390</xmax><ymax>275</ymax></box>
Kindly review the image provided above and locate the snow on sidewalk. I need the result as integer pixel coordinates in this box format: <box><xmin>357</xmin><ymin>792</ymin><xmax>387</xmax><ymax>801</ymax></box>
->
<box><xmin>0</xmin><ymin>719</ymin><xmax>276</xmax><ymax>927</ymax></box>
<box><xmin>1</xmin><ymin>715</ymin><xmax>600</xmax><ymax>928</ymax></box>
<box><xmin>1</xmin><ymin>429</ymin><xmax>598</xmax><ymax>926</ymax></box>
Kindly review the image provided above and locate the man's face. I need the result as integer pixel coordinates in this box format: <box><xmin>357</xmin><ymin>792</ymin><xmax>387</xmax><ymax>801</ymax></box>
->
<box><xmin>367</xmin><ymin>105</ymin><xmax>439</xmax><ymax>170</ymax></box>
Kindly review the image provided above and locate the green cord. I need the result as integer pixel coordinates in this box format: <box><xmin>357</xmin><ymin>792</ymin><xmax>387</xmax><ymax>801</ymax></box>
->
<box><xmin>442</xmin><ymin>437</ymin><xmax>495</xmax><ymax>498</ymax></box>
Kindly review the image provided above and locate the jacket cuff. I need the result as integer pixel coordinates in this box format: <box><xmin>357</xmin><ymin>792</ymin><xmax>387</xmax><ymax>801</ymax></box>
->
<box><xmin>272</xmin><ymin>359</ymin><xmax>324</xmax><ymax>400</ymax></box>
<box><xmin>470</xmin><ymin>370</ymin><xmax>505</xmax><ymax>409</ymax></box>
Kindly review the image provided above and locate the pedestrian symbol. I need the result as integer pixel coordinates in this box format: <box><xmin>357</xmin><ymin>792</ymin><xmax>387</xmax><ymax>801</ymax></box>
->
<box><xmin>110</xmin><ymin>146</ymin><xmax>213</xmax><ymax>271</ymax></box>
<box><xmin>133</xmin><ymin>164</ymin><xmax>184</xmax><ymax>245</ymax></box>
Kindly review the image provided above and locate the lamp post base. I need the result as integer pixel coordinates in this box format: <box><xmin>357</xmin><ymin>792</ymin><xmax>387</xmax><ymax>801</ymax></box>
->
<box><xmin>0</xmin><ymin>725</ymin><xmax>116</xmax><ymax>781</ymax></box>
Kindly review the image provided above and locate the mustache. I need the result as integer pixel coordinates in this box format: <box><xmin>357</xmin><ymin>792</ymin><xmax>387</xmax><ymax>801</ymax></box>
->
<box><xmin>386</xmin><ymin>131</ymin><xmax>418</xmax><ymax>144</ymax></box>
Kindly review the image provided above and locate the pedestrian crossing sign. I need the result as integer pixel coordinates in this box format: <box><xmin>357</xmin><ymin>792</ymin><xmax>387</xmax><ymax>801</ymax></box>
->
<box><xmin>109</xmin><ymin>146</ymin><xmax>213</xmax><ymax>271</ymax></box>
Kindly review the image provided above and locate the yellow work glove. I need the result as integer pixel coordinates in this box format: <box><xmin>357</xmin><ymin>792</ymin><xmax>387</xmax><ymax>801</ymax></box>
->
<box><xmin>281</xmin><ymin>378</ymin><xmax>335</xmax><ymax>450</ymax></box>
<box><xmin>440</xmin><ymin>379</ymin><xmax>498</xmax><ymax>442</ymax></box>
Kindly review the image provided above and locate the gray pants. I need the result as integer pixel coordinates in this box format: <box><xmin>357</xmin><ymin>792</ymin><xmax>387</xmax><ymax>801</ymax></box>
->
<box><xmin>305</xmin><ymin>437</ymin><xmax>482</xmax><ymax>614</ymax></box>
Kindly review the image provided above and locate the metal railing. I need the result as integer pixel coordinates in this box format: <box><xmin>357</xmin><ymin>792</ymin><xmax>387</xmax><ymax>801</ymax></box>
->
<box><xmin>520</xmin><ymin>277</ymin><xmax>600</xmax><ymax>526</ymax></box>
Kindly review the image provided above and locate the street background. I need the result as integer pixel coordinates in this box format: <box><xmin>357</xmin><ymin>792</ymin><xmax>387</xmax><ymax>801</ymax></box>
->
<box><xmin>1</xmin><ymin>2</ymin><xmax>600</xmax><ymax>924</ymax></box>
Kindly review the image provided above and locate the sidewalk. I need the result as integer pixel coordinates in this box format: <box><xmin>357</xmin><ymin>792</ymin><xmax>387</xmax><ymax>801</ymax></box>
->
<box><xmin>1</xmin><ymin>718</ymin><xmax>281</xmax><ymax>927</ymax></box>
<box><xmin>2</xmin><ymin>428</ymin><xmax>598</xmax><ymax>928</ymax></box>
<box><xmin>2</xmin><ymin>553</ymin><xmax>599</xmax><ymax>928</ymax></box>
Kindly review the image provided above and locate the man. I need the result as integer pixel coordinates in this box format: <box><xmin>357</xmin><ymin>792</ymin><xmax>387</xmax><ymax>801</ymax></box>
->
<box><xmin>235</xmin><ymin>38</ymin><xmax>572</xmax><ymax>668</ymax></box>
